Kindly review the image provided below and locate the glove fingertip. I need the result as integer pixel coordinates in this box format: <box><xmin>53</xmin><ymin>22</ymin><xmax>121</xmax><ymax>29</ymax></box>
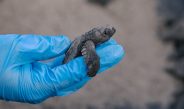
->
<box><xmin>108</xmin><ymin>38</ymin><xmax>118</xmax><ymax>44</ymax></box>
<box><xmin>112</xmin><ymin>45</ymin><xmax>125</xmax><ymax>63</ymax></box>
<box><xmin>97</xmin><ymin>44</ymin><xmax>125</xmax><ymax>73</ymax></box>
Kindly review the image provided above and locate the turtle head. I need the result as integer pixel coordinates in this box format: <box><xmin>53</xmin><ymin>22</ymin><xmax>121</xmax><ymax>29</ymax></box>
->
<box><xmin>94</xmin><ymin>26</ymin><xmax>116</xmax><ymax>44</ymax></box>
<box><xmin>103</xmin><ymin>26</ymin><xmax>116</xmax><ymax>38</ymax></box>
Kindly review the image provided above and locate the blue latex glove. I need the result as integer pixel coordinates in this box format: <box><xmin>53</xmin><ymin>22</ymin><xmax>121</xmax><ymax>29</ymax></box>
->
<box><xmin>0</xmin><ymin>34</ymin><xmax>124</xmax><ymax>104</ymax></box>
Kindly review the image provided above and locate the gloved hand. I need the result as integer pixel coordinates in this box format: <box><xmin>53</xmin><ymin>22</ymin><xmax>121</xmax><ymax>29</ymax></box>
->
<box><xmin>0</xmin><ymin>34</ymin><xmax>124</xmax><ymax>104</ymax></box>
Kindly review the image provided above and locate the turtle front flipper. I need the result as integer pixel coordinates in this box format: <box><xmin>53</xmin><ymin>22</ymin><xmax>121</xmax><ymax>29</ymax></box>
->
<box><xmin>63</xmin><ymin>37</ymin><xmax>83</xmax><ymax>64</ymax></box>
<box><xmin>82</xmin><ymin>40</ymin><xmax>100</xmax><ymax>77</ymax></box>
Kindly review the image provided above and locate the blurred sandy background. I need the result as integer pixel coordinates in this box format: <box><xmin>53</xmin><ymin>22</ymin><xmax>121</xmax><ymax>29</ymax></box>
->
<box><xmin>0</xmin><ymin>0</ymin><xmax>178</xmax><ymax>109</ymax></box>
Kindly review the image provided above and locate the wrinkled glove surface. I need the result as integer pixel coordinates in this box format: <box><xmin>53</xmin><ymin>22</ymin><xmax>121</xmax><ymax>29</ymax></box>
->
<box><xmin>0</xmin><ymin>34</ymin><xmax>124</xmax><ymax>103</ymax></box>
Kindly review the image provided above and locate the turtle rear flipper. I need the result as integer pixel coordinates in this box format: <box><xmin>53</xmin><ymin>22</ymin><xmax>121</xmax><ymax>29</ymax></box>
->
<box><xmin>82</xmin><ymin>40</ymin><xmax>100</xmax><ymax>77</ymax></box>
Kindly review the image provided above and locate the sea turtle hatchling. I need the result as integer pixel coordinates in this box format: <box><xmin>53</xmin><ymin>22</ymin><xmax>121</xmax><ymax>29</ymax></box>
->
<box><xmin>63</xmin><ymin>26</ymin><xmax>116</xmax><ymax>77</ymax></box>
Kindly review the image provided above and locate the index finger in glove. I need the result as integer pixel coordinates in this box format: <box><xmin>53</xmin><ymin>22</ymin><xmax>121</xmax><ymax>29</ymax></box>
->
<box><xmin>16</xmin><ymin>34</ymin><xmax>71</xmax><ymax>61</ymax></box>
